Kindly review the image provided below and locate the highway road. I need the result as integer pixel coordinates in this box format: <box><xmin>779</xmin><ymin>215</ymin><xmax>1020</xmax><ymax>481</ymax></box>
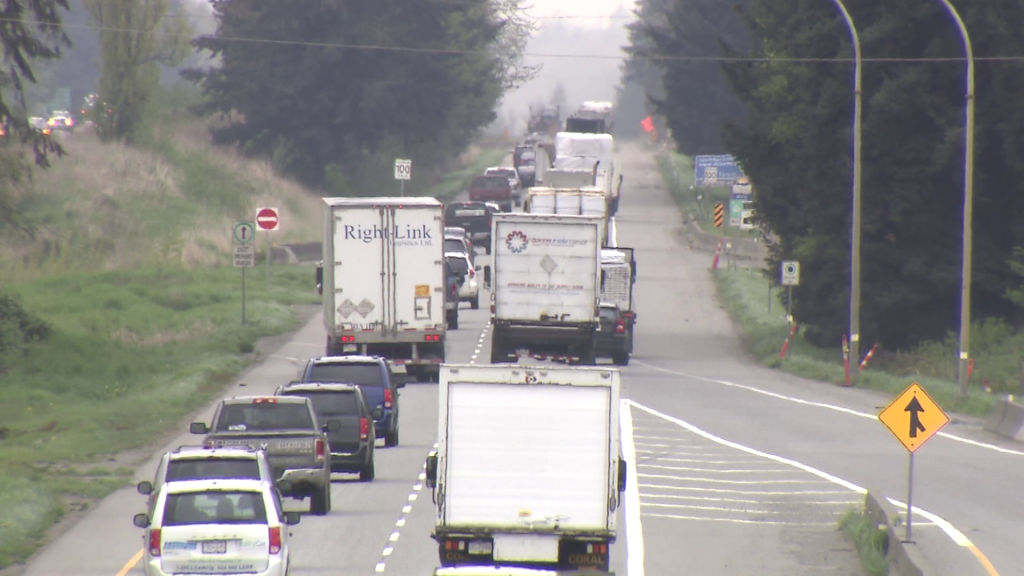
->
<box><xmin>14</xmin><ymin>141</ymin><xmax>1019</xmax><ymax>576</ymax></box>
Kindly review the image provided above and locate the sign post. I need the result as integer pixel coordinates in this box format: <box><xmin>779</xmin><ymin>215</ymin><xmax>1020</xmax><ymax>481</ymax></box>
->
<box><xmin>395</xmin><ymin>158</ymin><xmax>411</xmax><ymax>197</ymax></box>
<box><xmin>233</xmin><ymin>222</ymin><xmax>256</xmax><ymax>324</ymax></box>
<box><xmin>878</xmin><ymin>382</ymin><xmax>949</xmax><ymax>542</ymax></box>
<box><xmin>781</xmin><ymin>261</ymin><xmax>800</xmax><ymax>322</ymax></box>
<box><xmin>255</xmin><ymin>207</ymin><xmax>280</xmax><ymax>291</ymax></box>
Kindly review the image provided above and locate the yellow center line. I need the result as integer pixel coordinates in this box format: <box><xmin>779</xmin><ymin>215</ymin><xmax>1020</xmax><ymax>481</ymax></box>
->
<box><xmin>967</xmin><ymin>544</ymin><xmax>1000</xmax><ymax>576</ymax></box>
<box><xmin>115</xmin><ymin>549</ymin><xmax>143</xmax><ymax>576</ymax></box>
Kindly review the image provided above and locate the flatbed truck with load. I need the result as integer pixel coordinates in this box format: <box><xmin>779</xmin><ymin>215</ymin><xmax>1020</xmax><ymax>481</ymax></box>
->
<box><xmin>425</xmin><ymin>364</ymin><xmax>626</xmax><ymax>573</ymax></box>
<box><xmin>484</xmin><ymin>213</ymin><xmax>603</xmax><ymax>365</ymax></box>
<box><xmin>316</xmin><ymin>197</ymin><xmax>447</xmax><ymax>382</ymax></box>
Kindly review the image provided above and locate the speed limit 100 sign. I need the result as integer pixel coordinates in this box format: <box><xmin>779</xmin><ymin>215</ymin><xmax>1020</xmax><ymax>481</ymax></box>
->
<box><xmin>781</xmin><ymin>261</ymin><xmax>800</xmax><ymax>286</ymax></box>
<box><xmin>394</xmin><ymin>159</ymin><xmax>411</xmax><ymax>181</ymax></box>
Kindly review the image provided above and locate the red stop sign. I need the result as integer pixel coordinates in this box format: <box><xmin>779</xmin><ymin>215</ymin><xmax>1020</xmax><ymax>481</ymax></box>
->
<box><xmin>256</xmin><ymin>207</ymin><xmax>279</xmax><ymax>231</ymax></box>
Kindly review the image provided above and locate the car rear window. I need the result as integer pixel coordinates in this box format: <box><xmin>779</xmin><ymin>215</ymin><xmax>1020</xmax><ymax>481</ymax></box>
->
<box><xmin>214</xmin><ymin>403</ymin><xmax>315</xmax><ymax>432</ymax></box>
<box><xmin>445</xmin><ymin>239</ymin><xmax>466</xmax><ymax>253</ymax></box>
<box><xmin>282</xmin><ymin>390</ymin><xmax>359</xmax><ymax>418</ymax></box>
<box><xmin>167</xmin><ymin>459</ymin><xmax>261</xmax><ymax>482</ymax></box>
<box><xmin>598</xmin><ymin>308</ymin><xmax>618</xmax><ymax>321</ymax></box>
<box><xmin>308</xmin><ymin>363</ymin><xmax>384</xmax><ymax>388</ymax></box>
<box><xmin>453</xmin><ymin>208</ymin><xmax>486</xmax><ymax>217</ymax></box>
<box><xmin>446</xmin><ymin>256</ymin><xmax>469</xmax><ymax>275</ymax></box>
<box><xmin>471</xmin><ymin>176</ymin><xmax>509</xmax><ymax>188</ymax></box>
<box><xmin>163</xmin><ymin>491</ymin><xmax>267</xmax><ymax>526</ymax></box>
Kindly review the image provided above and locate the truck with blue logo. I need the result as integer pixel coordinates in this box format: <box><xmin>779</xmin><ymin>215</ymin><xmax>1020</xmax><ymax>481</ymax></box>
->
<box><xmin>318</xmin><ymin>197</ymin><xmax>448</xmax><ymax>382</ymax></box>
<box><xmin>484</xmin><ymin>213</ymin><xmax>602</xmax><ymax>365</ymax></box>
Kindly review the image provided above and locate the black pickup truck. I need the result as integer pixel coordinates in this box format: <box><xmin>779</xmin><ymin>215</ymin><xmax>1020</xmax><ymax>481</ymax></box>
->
<box><xmin>275</xmin><ymin>382</ymin><xmax>382</xmax><ymax>481</ymax></box>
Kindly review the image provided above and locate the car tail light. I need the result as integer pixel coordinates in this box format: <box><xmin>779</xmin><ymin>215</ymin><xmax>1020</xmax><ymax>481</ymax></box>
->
<box><xmin>468</xmin><ymin>268</ymin><xmax>475</xmax><ymax>279</ymax></box>
<box><xmin>359</xmin><ymin>417</ymin><xmax>369</xmax><ymax>440</ymax></box>
<box><xmin>450</xmin><ymin>284</ymin><xmax>458</xmax><ymax>298</ymax></box>
<box><xmin>252</xmin><ymin>397</ymin><xmax>277</xmax><ymax>404</ymax></box>
<box><xmin>269</xmin><ymin>526</ymin><xmax>282</xmax><ymax>554</ymax></box>
<box><xmin>616</xmin><ymin>320</ymin><xmax>626</xmax><ymax>334</ymax></box>
<box><xmin>384</xmin><ymin>388</ymin><xmax>393</xmax><ymax>409</ymax></box>
<box><xmin>314</xmin><ymin>438</ymin><xmax>325</xmax><ymax>462</ymax></box>
<box><xmin>148</xmin><ymin>528</ymin><xmax>162</xmax><ymax>556</ymax></box>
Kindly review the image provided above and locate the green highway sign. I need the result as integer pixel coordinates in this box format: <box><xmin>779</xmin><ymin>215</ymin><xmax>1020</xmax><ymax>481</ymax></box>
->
<box><xmin>233</xmin><ymin>222</ymin><xmax>255</xmax><ymax>244</ymax></box>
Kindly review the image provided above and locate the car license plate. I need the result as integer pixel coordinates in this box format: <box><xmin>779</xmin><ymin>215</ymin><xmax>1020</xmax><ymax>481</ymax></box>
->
<box><xmin>468</xmin><ymin>540</ymin><xmax>492</xmax><ymax>555</ymax></box>
<box><xmin>343</xmin><ymin>344</ymin><xmax>357</xmax><ymax>352</ymax></box>
<box><xmin>202</xmin><ymin>540</ymin><xmax>227</xmax><ymax>554</ymax></box>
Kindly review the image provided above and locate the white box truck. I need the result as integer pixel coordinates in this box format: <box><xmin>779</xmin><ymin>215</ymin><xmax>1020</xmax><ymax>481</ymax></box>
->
<box><xmin>484</xmin><ymin>213</ymin><xmax>602</xmax><ymax>365</ymax></box>
<box><xmin>316</xmin><ymin>197</ymin><xmax>447</xmax><ymax>381</ymax></box>
<box><xmin>425</xmin><ymin>364</ymin><xmax>626</xmax><ymax>573</ymax></box>
<box><xmin>553</xmin><ymin>134</ymin><xmax>620</xmax><ymax>215</ymax></box>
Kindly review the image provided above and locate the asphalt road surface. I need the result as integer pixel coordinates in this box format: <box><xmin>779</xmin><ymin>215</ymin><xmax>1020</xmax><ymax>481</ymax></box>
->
<box><xmin>16</xmin><ymin>142</ymin><xmax>1019</xmax><ymax>576</ymax></box>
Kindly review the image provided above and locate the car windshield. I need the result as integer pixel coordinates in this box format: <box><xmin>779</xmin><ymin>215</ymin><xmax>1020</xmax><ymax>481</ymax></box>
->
<box><xmin>446</xmin><ymin>256</ymin><xmax>469</xmax><ymax>275</ymax></box>
<box><xmin>445</xmin><ymin>239</ymin><xmax>467</xmax><ymax>253</ymax></box>
<box><xmin>214</xmin><ymin>403</ymin><xmax>315</xmax><ymax>432</ymax></box>
<box><xmin>283</xmin><ymin>390</ymin><xmax>358</xmax><ymax>418</ymax></box>
<box><xmin>471</xmin><ymin>176</ymin><xmax>508</xmax><ymax>188</ymax></box>
<box><xmin>308</xmin><ymin>363</ymin><xmax>383</xmax><ymax>388</ymax></box>
<box><xmin>167</xmin><ymin>458</ymin><xmax>261</xmax><ymax>482</ymax></box>
<box><xmin>163</xmin><ymin>491</ymin><xmax>267</xmax><ymax>526</ymax></box>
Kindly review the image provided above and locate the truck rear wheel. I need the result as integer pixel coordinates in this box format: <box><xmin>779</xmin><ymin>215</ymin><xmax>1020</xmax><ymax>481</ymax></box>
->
<box><xmin>359</xmin><ymin>457</ymin><xmax>375</xmax><ymax>481</ymax></box>
<box><xmin>470</xmin><ymin>295</ymin><xmax>480</xmax><ymax>310</ymax></box>
<box><xmin>579</xmin><ymin>338</ymin><xmax>597</xmax><ymax>366</ymax></box>
<box><xmin>490</xmin><ymin>335</ymin><xmax>509</xmax><ymax>364</ymax></box>
<box><xmin>447</xmin><ymin>310</ymin><xmax>459</xmax><ymax>330</ymax></box>
<box><xmin>612</xmin><ymin>351</ymin><xmax>630</xmax><ymax>366</ymax></box>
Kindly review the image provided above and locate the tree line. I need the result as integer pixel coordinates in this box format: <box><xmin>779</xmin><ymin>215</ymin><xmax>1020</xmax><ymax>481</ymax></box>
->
<box><xmin>620</xmin><ymin>0</ymin><xmax>1024</xmax><ymax>351</ymax></box>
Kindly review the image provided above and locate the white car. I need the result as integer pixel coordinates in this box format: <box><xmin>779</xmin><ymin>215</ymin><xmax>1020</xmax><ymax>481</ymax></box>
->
<box><xmin>133</xmin><ymin>479</ymin><xmax>300</xmax><ymax>576</ymax></box>
<box><xmin>444</xmin><ymin>252</ymin><xmax>480</xmax><ymax>309</ymax></box>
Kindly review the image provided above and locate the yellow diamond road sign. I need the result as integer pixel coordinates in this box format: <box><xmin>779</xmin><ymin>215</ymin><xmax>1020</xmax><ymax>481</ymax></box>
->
<box><xmin>878</xmin><ymin>382</ymin><xmax>949</xmax><ymax>453</ymax></box>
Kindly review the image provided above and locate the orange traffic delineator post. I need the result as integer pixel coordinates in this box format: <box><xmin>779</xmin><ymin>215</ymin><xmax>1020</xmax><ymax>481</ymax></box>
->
<box><xmin>858</xmin><ymin>343</ymin><xmax>879</xmax><ymax>371</ymax></box>
<box><xmin>711</xmin><ymin>240</ymin><xmax>723</xmax><ymax>270</ymax></box>
<box><xmin>967</xmin><ymin>357</ymin><xmax>975</xmax><ymax>381</ymax></box>
<box><xmin>778</xmin><ymin>322</ymin><xmax>798</xmax><ymax>359</ymax></box>
<box><xmin>842</xmin><ymin>334</ymin><xmax>851</xmax><ymax>386</ymax></box>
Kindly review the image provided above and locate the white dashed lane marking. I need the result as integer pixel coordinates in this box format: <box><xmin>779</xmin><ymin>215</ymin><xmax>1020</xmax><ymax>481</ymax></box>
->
<box><xmin>374</xmin><ymin>443</ymin><xmax>438</xmax><ymax>573</ymax></box>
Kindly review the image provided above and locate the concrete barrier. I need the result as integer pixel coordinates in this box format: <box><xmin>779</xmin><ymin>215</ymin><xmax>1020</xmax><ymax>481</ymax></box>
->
<box><xmin>983</xmin><ymin>398</ymin><xmax>1024</xmax><ymax>442</ymax></box>
<box><xmin>864</xmin><ymin>489</ymin><xmax>938</xmax><ymax>576</ymax></box>
<box><xmin>685</xmin><ymin>221</ymin><xmax>768</xmax><ymax>263</ymax></box>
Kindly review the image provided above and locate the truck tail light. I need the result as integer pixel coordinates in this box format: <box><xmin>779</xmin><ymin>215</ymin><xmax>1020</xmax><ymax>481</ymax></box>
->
<box><xmin>269</xmin><ymin>526</ymin><xmax>282</xmax><ymax>554</ymax></box>
<box><xmin>148</xmin><ymin>528</ymin><xmax>162</xmax><ymax>556</ymax></box>
<box><xmin>314</xmin><ymin>438</ymin><xmax>325</xmax><ymax>462</ymax></box>
<box><xmin>616</xmin><ymin>320</ymin><xmax>626</xmax><ymax>334</ymax></box>
<box><xmin>384</xmin><ymin>388</ymin><xmax>393</xmax><ymax>409</ymax></box>
<box><xmin>359</xmin><ymin>417</ymin><xmax>369</xmax><ymax>440</ymax></box>
<box><xmin>424</xmin><ymin>334</ymin><xmax>440</xmax><ymax>341</ymax></box>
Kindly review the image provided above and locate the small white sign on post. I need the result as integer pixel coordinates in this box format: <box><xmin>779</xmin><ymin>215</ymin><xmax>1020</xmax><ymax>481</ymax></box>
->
<box><xmin>394</xmin><ymin>159</ymin><xmax>412</xmax><ymax>181</ymax></box>
<box><xmin>781</xmin><ymin>261</ymin><xmax>800</xmax><ymax>286</ymax></box>
<box><xmin>234</xmin><ymin>245</ymin><xmax>256</xmax><ymax>268</ymax></box>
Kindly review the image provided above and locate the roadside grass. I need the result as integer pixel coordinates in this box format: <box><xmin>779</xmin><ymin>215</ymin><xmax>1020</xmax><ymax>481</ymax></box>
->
<box><xmin>0</xmin><ymin>265</ymin><xmax>319</xmax><ymax>570</ymax></box>
<box><xmin>419</xmin><ymin>144</ymin><xmax>509</xmax><ymax>201</ymax></box>
<box><xmin>713</xmin><ymin>266</ymin><xmax>999</xmax><ymax>417</ymax></box>
<box><xmin>838</xmin><ymin>509</ymin><xmax>888</xmax><ymax>576</ymax></box>
<box><xmin>655</xmin><ymin>150</ymin><xmax>759</xmax><ymax>240</ymax></box>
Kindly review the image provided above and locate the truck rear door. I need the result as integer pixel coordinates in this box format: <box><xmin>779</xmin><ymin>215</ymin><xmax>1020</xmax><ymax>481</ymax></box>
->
<box><xmin>332</xmin><ymin>205</ymin><xmax>386</xmax><ymax>331</ymax></box>
<box><xmin>390</xmin><ymin>205</ymin><xmax>444</xmax><ymax>331</ymax></box>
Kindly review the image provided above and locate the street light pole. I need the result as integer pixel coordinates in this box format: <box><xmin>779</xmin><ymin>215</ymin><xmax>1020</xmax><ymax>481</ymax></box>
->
<box><xmin>934</xmin><ymin>0</ymin><xmax>975</xmax><ymax>397</ymax></box>
<box><xmin>829</xmin><ymin>0</ymin><xmax>863</xmax><ymax>382</ymax></box>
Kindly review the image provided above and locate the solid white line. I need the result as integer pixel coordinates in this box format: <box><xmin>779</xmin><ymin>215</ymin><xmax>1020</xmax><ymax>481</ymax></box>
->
<box><xmin>643</xmin><ymin>493</ymin><xmax>862</xmax><ymax>506</ymax></box>
<box><xmin>619</xmin><ymin>399</ymin><xmax>645</xmax><ymax>576</ymax></box>
<box><xmin>632</xmin><ymin>359</ymin><xmax>1024</xmax><ymax>457</ymax></box>
<box><xmin>641</xmin><ymin>501</ymin><xmax>816</xmax><ymax>515</ymax></box>
<box><xmin>627</xmin><ymin>400</ymin><xmax>976</xmax><ymax>548</ymax></box>
<box><xmin>637</xmin><ymin>473</ymin><xmax>820</xmax><ymax>485</ymax></box>
<box><xmin>638</xmin><ymin>484</ymin><xmax>851</xmax><ymax>496</ymax></box>
<box><xmin>644</xmin><ymin>512</ymin><xmax>836</xmax><ymax>527</ymax></box>
<box><xmin>644</xmin><ymin>457</ymin><xmax>775</xmax><ymax>465</ymax></box>
<box><xmin>639</xmin><ymin>464</ymin><xmax>795</xmax><ymax>474</ymax></box>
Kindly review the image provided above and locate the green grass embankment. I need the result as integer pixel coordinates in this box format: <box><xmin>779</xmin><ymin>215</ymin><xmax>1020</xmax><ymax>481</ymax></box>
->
<box><xmin>655</xmin><ymin>150</ymin><xmax>759</xmax><ymax>240</ymax></box>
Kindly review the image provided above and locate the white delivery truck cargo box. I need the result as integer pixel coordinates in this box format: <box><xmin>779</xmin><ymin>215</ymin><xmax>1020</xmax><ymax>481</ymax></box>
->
<box><xmin>543</xmin><ymin>169</ymin><xmax>595</xmax><ymax>189</ymax></box>
<box><xmin>436</xmin><ymin>364</ymin><xmax>621</xmax><ymax>534</ymax></box>
<box><xmin>491</xmin><ymin>213</ymin><xmax>601</xmax><ymax>324</ymax></box>
<box><xmin>525</xmin><ymin>188</ymin><xmax>556</xmax><ymax>214</ymax></box>
<box><xmin>554</xmin><ymin>133</ymin><xmax>614</xmax><ymax>167</ymax></box>
<box><xmin>553</xmin><ymin>191</ymin><xmax>581</xmax><ymax>215</ymax></box>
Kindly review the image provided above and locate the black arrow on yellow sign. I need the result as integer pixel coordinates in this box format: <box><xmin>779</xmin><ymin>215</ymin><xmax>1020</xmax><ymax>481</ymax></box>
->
<box><xmin>905</xmin><ymin>396</ymin><xmax>926</xmax><ymax>438</ymax></box>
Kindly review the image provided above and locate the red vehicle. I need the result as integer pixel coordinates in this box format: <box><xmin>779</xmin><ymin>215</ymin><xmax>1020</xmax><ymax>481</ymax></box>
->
<box><xmin>467</xmin><ymin>175</ymin><xmax>512</xmax><ymax>212</ymax></box>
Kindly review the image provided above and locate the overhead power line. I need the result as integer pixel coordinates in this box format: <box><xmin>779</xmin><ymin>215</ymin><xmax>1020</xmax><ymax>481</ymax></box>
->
<box><xmin>8</xmin><ymin>17</ymin><xmax>1024</xmax><ymax>63</ymax></box>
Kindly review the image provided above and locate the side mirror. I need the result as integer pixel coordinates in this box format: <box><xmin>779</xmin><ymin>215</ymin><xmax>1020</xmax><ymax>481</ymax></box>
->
<box><xmin>315</xmin><ymin>265</ymin><xmax>323</xmax><ymax>295</ymax></box>
<box><xmin>325</xmin><ymin>420</ymin><xmax>342</xmax><ymax>432</ymax></box>
<box><xmin>189</xmin><ymin>422</ymin><xmax>209</xmax><ymax>435</ymax></box>
<box><xmin>284</xmin><ymin>511</ymin><xmax>301</xmax><ymax>526</ymax></box>
<box><xmin>137</xmin><ymin>481</ymin><xmax>153</xmax><ymax>495</ymax></box>
<box><xmin>277</xmin><ymin>480</ymin><xmax>293</xmax><ymax>494</ymax></box>
<box><xmin>395</xmin><ymin>380</ymin><xmax>406</xmax><ymax>389</ymax></box>
<box><xmin>371</xmin><ymin>407</ymin><xmax>385</xmax><ymax>420</ymax></box>
<box><xmin>617</xmin><ymin>458</ymin><xmax>627</xmax><ymax>493</ymax></box>
<box><xmin>133</xmin><ymin>513</ymin><xmax>150</xmax><ymax>528</ymax></box>
<box><xmin>483</xmin><ymin>266</ymin><xmax>492</xmax><ymax>287</ymax></box>
<box><xmin>425</xmin><ymin>453</ymin><xmax>438</xmax><ymax>488</ymax></box>
<box><xmin>631</xmin><ymin>262</ymin><xmax>637</xmax><ymax>284</ymax></box>
<box><xmin>474</xmin><ymin>265</ymin><xmax>482</xmax><ymax>272</ymax></box>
